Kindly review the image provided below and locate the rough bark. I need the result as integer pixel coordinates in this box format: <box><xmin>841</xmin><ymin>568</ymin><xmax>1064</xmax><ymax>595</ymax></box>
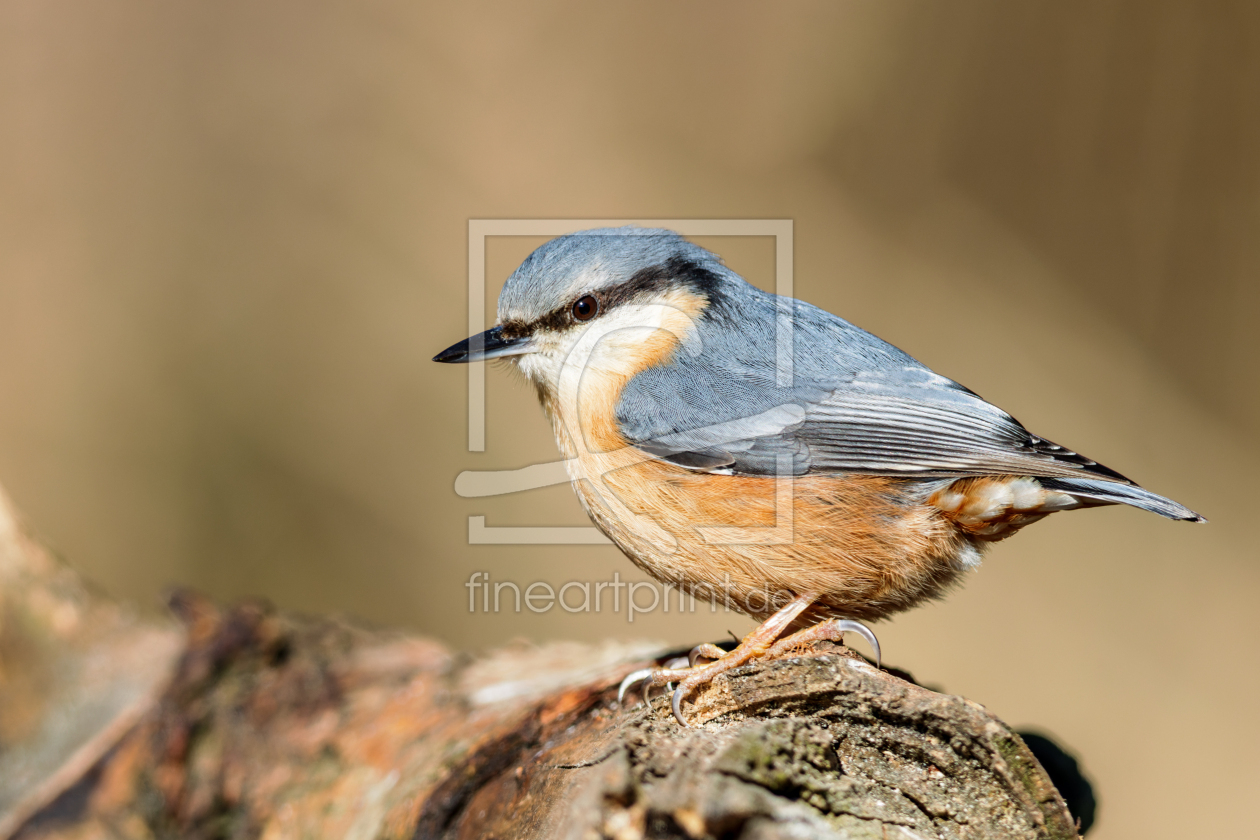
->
<box><xmin>0</xmin><ymin>490</ymin><xmax>1081</xmax><ymax>840</ymax></box>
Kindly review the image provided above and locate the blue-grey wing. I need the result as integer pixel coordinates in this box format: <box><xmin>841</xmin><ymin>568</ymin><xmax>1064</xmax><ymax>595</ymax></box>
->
<box><xmin>793</xmin><ymin>369</ymin><xmax>1127</xmax><ymax>479</ymax></box>
<box><xmin>616</xmin><ymin>359</ymin><xmax>1130</xmax><ymax>483</ymax></box>
<box><xmin>613</xmin><ymin>287</ymin><xmax>1132</xmax><ymax>483</ymax></box>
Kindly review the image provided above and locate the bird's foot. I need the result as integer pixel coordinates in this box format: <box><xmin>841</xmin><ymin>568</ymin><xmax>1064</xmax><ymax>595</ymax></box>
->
<box><xmin>763</xmin><ymin>618</ymin><xmax>880</xmax><ymax>667</ymax></box>
<box><xmin>616</xmin><ymin>652</ymin><xmax>690</xmax><ymax>706</ymax></box>
<box><xmin>616</xmin><ymin>592</ymin><xmax>882</xmax><ymax>726</ymax></box>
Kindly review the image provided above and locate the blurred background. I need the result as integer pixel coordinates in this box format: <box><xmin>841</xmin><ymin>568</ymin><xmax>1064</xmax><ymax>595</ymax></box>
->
<box><xmin>1</xmin><ymin>1</ymin><xmax>1256</xmax><ymax>837</ymax></box>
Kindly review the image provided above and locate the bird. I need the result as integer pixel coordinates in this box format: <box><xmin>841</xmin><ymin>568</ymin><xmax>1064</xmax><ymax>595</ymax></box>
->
<box><xmin>433</xmin><ymin>227</ymin><xmax>1204</xmax><ymax>725</ymax></box>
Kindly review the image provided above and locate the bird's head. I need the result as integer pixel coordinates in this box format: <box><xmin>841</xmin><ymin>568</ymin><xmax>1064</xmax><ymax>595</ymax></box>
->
<box><xmin>433</xmin><ymin>228</ymin><xmax>731</xmax><ymax>399</ymax></box>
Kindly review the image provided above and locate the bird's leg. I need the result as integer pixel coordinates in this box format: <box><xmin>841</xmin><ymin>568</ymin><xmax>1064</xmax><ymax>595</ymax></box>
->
<box><xmin>619</xmin><ymin>591</ymin><xmax>821</xmax><ymax>724</ymax></box>
<box><xmin>763</xmin><ymin>618</ymin><xmax>881</xmax><ymax>667</ymax></box>
<box><xmin>667</xmin><ymin>592</ymin><xmax>829</xmax><ymax>724</ymax></box>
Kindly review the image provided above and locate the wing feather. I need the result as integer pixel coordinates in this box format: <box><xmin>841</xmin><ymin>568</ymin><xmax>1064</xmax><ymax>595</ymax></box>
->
<box><xmin>613</xmin><ymin>291</ymin><xmax>1131</xmax><ymax>483</ymax></box>
<box><xmin>626</xmin><ymin>373</ymin><xmax>1131</xmax><ymax>482</ymax></box>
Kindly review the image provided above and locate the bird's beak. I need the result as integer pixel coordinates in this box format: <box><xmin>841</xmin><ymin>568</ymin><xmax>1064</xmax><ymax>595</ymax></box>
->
<box><xmin>432</xmin><ymin>325</ymin><xmax>534</xmax><ymax>363</ymax></box>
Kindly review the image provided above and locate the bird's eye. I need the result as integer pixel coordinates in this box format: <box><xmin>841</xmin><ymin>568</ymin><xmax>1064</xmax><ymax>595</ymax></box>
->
<box><xmin>571</xmin><ymin>295</ymin><xmax>599</xmax><ymax>321</ymax></box>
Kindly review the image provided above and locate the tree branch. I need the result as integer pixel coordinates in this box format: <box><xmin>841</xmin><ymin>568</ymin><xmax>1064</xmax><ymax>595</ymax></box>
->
<box><xmin>0</xmin><ymin>488</ymin><xmax>1080</xmax><ymax>840</ymax></box>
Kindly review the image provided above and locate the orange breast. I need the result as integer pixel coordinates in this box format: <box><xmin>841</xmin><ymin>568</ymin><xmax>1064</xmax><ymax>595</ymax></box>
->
<box><xmin>567</xmin><ymin>448</ymin><xmax>979</xmax><ymax>623</ymax></box>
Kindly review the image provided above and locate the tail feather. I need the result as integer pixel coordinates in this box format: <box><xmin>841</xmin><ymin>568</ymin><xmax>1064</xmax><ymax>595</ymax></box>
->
<box><xmin>1040</xmin><ymin>477</ymin><xmax>1206</xmax><ymax>523</ymax></box>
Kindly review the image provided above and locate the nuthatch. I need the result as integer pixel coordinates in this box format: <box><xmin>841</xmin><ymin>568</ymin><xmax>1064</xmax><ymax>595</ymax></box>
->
<box><xmin>434</xmin><ymin>227</ymin><xmax>1204</xmax><ymax>725</ymax></box>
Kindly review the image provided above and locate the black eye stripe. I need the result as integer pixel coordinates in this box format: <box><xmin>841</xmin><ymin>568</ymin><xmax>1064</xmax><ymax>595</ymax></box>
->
<box><xmin>502</xmin><ymin>256</ymin><xmax>722</xmax><ymax>338</ymax></box>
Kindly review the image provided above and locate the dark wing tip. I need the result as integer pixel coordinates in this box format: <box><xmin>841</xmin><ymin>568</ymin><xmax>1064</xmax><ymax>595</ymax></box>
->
<box><xmin>1041</xmin><ymin>476</ymin><xmax>1205</xmax><ymax>522</ymax></box>
<box><xmin>1026</xmin><ymin>435</ymin><xmax>1135</xmax><ymax>483</ymax></box>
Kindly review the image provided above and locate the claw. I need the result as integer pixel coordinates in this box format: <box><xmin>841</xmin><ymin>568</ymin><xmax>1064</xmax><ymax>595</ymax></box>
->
<box><xmin>671</xmin><ymin>684</ymin><xmax>690</xmax><ymax>727</ymax></box>
<box><xmin>618</xmin><ymin>668</ymin><xmax>656</xmax><ymax>706</ymax></box>
<box><xmin>834</xmin><ymin>619</ymin><xmax>881</xmax><ymax>669</ymax></box>
<box><xmin>618</xmin><ymin>666</ymin><xmax>694</xmax><ymax>710</ymax></box>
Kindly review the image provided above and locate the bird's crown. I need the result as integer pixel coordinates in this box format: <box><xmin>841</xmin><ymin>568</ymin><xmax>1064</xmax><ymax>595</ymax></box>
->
<box><xmin>496</xmin><ymin>227</ymin><xmax>725</xmax><ymax>332</ymax></box>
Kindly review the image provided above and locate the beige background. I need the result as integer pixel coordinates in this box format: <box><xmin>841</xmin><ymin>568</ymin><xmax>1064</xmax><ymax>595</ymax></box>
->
<box><xmin>1</xmin><ymin>2</ymin><xmax>1257</xmax><ymax>837</ymax></box>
